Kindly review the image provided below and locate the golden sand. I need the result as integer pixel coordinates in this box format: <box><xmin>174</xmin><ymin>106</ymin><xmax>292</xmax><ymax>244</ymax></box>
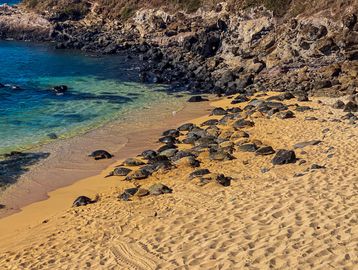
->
<box><xmin>0</xmin><ymin>93</ymin><xmax>357</xmax><ymax>269</ymax></box>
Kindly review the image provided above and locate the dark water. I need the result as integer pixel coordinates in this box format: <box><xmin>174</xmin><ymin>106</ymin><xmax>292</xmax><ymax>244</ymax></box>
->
<box><xmin>0</xmin><ymin>41</ymin><xmax>180</xmax><ymax>155</ymax></box>
<box><xmin>0</xmin><ymin>0</ymin><xmax>21</xmax><ymax>5</ymax></box>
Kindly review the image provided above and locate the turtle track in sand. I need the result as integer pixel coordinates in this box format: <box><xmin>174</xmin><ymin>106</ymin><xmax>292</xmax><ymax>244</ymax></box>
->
<box><xmin>110</xmin><ymin>240</ymin><xmax>163</xmax><ymax>269</ymax></box>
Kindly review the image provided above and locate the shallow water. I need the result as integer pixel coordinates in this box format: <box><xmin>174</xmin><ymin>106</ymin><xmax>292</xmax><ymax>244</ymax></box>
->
<box><xmin>0</xmin><ymin>41</ymin><xmax>183</xmax><ymax>155</ymax></box>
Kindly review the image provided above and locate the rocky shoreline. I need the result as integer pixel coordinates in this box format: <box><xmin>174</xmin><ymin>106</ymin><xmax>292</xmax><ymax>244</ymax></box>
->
<box><xmin>1</xmin><ymin>2</ymin><xmax>358</xmax><ymax>97</ymax></box>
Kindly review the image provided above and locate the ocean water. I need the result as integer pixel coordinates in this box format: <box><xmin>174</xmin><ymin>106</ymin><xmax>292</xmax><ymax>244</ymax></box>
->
<box><xmin>0</xmin><ymin>41</ymin><xmax>183</xmax><ymax>155</ymax></box>
<box><xmin>0</xmin><ymin>0</ymin><xmax>20</xmax><ymax>5</ymax></box>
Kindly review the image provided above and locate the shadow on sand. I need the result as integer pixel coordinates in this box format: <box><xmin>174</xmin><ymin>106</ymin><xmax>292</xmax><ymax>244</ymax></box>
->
<box><xmin>0</xmin><ymin>152</ymin><xmax>50</xmax><ymax>187</ymax></box>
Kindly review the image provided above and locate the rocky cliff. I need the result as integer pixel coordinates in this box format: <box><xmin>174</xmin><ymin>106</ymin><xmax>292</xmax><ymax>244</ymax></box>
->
<box><xmin>1</xmin><ymin>1</ymin><xmax>358</xmax><ymax>102</ymax></box>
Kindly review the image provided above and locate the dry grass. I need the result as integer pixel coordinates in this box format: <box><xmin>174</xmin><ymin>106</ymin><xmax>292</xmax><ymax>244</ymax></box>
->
<box><xmin>22</xmin><ymin>0</ymin><xmax>357</xmax><ymax>20</ymax></box>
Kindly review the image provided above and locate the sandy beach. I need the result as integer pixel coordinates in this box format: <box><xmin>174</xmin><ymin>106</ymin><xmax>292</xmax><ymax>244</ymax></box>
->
<box><xmin>0</xmin><ymin>95</ymin><xmax>211</xmax><ymax>218</ymax></box>
<box><xmin>0</xmin><ymin>92</ymin><xmax>356</xmax><ymax>269</ymax></box>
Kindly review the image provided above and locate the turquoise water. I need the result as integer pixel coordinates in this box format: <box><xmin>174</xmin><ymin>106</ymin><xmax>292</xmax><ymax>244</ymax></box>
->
<box><xmin>0</xmin><ymin>41</ymin><xmax>180</xmax><ymax>155</ymax></box>
<box><xmin>0</xmin><ymin>0</ymin><xmax>20</xmax><ymax>5</ymax></box>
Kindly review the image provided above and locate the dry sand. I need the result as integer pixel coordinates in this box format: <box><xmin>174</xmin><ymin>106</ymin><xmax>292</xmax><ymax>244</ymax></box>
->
<box><xmin>0</xmin><ymin>93</ymin><xmax>357</xmax><ymax>269</ymax></box>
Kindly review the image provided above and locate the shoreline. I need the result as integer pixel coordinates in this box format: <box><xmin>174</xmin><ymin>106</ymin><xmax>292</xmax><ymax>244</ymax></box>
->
<box><xmin>0</xmin><ymin>95</ymin><xmax>212</xmax><ymax>219</ymax></box>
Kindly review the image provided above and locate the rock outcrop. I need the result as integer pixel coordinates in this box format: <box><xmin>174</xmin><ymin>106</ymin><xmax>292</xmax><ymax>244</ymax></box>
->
<box><xmin>1</xmin><ymin>1</ymin><xmax>358</xmax><ymax>97</ymax></box>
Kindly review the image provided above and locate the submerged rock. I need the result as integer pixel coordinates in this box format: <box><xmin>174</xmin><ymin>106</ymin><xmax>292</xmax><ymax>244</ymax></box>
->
<box><xmin>53</xmin><ymin>85</ymin><xmax>68</xmax><ymax>94</ymax></box>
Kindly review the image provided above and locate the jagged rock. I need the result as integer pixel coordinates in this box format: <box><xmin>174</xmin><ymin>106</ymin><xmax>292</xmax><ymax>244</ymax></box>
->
<box><xmin>343</xmin><ymin>13</ymin><xmax>357</xmax><ymax>30</ymax></box>
<box><xmin>332</xmin><ymin>100</ymin><xmax>345</xmax><ymax>109</ymax></box>
<box><xmin>343</xmin><ymin>101</ymin><xmax>358</xmax><ymax>112</ymax></box>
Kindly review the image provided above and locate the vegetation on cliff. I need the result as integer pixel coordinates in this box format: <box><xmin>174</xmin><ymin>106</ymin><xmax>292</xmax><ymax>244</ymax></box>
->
<box><xmin>21</xmin><ymin>0</ymin><xmax>294</xmax><ymax>20</ymax></box>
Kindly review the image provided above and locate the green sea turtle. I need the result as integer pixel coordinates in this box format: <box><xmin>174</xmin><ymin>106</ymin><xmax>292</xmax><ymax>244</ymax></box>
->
<box><xmin>122</xmin><ymin>158</ymin><xmax>145</xmax><ymax>166</ymax></box>
<box><xmin>148</xmin><ymin>183</ymin><xmax>173</xmax><ymax>195</ymax></box>
<box><xmin>89</xmin><ymin>150</ymin><xmax>113</xmax><ymax>160</ymax></box>
<box><xmin>72</xmin><ymin>196</ymin><xmax>95</xmax><ymax>207</ymax></box>
<box><xmin>105</xmin><ymin>167</ymin><xmax>132</xmax><ymax>178</ymax></box>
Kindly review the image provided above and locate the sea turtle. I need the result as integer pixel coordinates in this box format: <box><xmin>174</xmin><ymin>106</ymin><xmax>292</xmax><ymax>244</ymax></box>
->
<box><xmin>159</xmin><ymin>136</ymin><xmax>177</xmax><ymax>145</ymax></box>
<box><xmin>89</xmin><ymin>150</ymin><xmax>113</xmax><ymax>160</ymax></box>
<box><xmin>162</xmin><ymin>129</ymin><xmax>180</xmax><ymax>137</ymax></box>
<box><xmin>140</xmin><ymin>150</ymin><xmax>157</xmax><ymax>160</ymax></box>
<box><xmin>189</xmin><ymin>168</ymin><xmax>210</xmax><ymax>180</ymax></box>
<box><xmin>148</xmin><ymin>183</ymin><xmax>173</xmax><ymax>195</ymax></box>
<box><xmin>122</xmin><ymin>158</ymin><xmax>145</xmax><ymax>166</ymax></box>
<box><xmin>118</xmin><ymin>188</ymin><xmax>139</xmax><ymax>201</ymax></box>
<box><xmin>125</xmin><ymin>168</ymin><xmax>151</xmax><ymax>180</ymax></box>
<box><xmin>72</xmin><ymin>196</ymin><xmax>93</xmax><ymax>207</ymax></box>
<box><xmin>105</xmin><ymin>167</ymin><xmax>132</xmax><ymax>178</ymax></box>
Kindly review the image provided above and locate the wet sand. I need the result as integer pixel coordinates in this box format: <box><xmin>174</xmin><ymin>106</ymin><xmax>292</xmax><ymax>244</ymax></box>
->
<box><xmin>0</xmin><ymin>96</ymin><xmax>212</xmax><ymax>218</ymax></box>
